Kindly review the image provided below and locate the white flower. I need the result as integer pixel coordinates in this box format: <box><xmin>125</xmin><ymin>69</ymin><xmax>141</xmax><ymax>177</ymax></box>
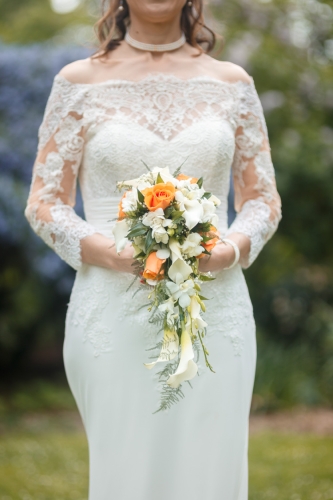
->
<box><xmin>189</xmin><ymin>296</ymin><xmax>207</xmax><ymax>332</ymax></box>
<box><xmin>142</xmin><ymin>208</ymin><xmax>172</xmax><ymax>244</ymax></box>
<box><xmin>144</xmin><ymin>328</ymin><xmax>179</xmax><ymax>369</ymax></box>
<box><xmin>166</xmin><ymin>327</ymin><xmax>198</xmax><ymax>388</ymax></box>
<box><xmin>156</xmin><ymin>248</ymin><xmax>170</xmax><ymax>259</ymax></box>
<box><xmin>201</xmin><ymin>198</ymin><xmax>217</xmax><ymax>223</ymax></box>
<box><xmin>158</xmin><ymin>297</ymin><xmax>178</xmax><ymax>327</ymax></box>
<box><xmin>168</xmin><ymin>258</ymin><xmax>192</xmax><ymax>284</ymax></box>
<box><xmin>175</xmin><ymin>191</ymin><xmax>204</xmax><ymax>230</ymax></box>
<box><xmin>209</xmin><ymin>194</ymin><xmax>221</xmax><ymax>206</ymax></box>
<box><xmin>166</xmin><ymin>279</ymin><xmax>196</xmax><ymax>308</ymax></box>
<box><xmin>180</xmin><ymin>233</ymin><xmax>203</xmax><ymax>258</ymax></box>
<box><xmin>121</xmin><ymin>189</ymin><xmax>138</xmax><ymax>213</ymax></box>
<box><xmin>112</xmin><ymin>219</ymin><xmax>130</xmax><ymax>254</ymax></box>
<box><xmin>151</xmin><ymin>166</ymin><xmax>177</xmax><ymax>185</ymax></box>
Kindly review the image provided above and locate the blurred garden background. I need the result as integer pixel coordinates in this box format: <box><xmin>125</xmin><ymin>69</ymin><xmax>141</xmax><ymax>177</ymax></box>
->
<box><xmin>0</xmin><ymin>0</ymin><xmax>333</xmax><ymax>498</ymax></box>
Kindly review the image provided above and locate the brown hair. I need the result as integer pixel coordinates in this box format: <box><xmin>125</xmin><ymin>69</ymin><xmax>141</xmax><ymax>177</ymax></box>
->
<box><xmin>94</xmin><ymin>0</ymin><xmax>216</xmax><ymax>57</ymax></box>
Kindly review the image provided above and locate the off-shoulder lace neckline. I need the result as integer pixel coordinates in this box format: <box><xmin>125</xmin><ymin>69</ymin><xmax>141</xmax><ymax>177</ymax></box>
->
<box><xmin>55</xmin><ymin>72</ymin><xmax>254</xmax><ymax>89</ymax></box>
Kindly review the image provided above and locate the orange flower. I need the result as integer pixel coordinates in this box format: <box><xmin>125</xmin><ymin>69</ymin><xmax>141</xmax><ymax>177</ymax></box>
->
<box><xmin>176</xmin><ymin>173</ymin><xmax>198</xmax><ymax>184</ymax></box>
<box><xmin>142</xmin><ymin>182</ymin><xmax>176</xmax><ymax>212</ymax></box>
<box><xmin>198</xmin><ymin>226</ymin><xmax>220</xmax><ymax>259</ymax></box>
<box><xmin>143</xmin><ymin>252</ymin><xmax>165</xmax><ymax>281</ymax></box>
<box><xmin>118</xmin><ymin>193</ymin><xmax>127</xmax><ymax>220</ymax></box>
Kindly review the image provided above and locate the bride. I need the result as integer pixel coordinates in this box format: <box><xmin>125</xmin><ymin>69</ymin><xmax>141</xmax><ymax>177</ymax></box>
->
<box><xmin>25</xmin><ymin>0</ymin><xmax>281</xmax><ymax>498</ymax></box>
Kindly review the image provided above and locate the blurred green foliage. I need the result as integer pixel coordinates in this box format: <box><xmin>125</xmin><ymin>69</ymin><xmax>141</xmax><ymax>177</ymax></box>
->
<box><xmin>0</xmin><ymin>0</ymin><xmax>333</xmax><ymax>410</ymax></box>
<box><xmin>0</xmin><ymin>0</ymin><xmax>92</xmax><ymax>44</ymax></box>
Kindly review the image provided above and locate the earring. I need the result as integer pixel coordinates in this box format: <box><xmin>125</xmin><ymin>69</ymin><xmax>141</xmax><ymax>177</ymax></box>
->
<box><xmin>118</xmin><ymin>0</ymin><xmax>124</xmax><ymax>11</ymax></box>
<box><xmin>188</xmin><ymin>1</ymin><xmax>193</xmax><ymax>6</ymax></box>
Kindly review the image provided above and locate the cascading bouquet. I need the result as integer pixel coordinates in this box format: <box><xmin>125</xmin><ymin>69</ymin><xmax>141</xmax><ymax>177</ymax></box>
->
<box><xmin>112</xmin><ymin>165</ymin><xmax>221</xmax><ymax>412</ymax></box>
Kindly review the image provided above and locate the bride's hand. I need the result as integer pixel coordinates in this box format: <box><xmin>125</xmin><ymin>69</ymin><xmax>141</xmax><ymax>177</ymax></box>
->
<box><xmin>198</xmin><ymin>242</ymin><xmax>235</xmax><ymax>273</ymax></box>
<box><xmin>109</xmin><ymin>242</ymin><xmax>137</xmax><ymax>274</ymax></box>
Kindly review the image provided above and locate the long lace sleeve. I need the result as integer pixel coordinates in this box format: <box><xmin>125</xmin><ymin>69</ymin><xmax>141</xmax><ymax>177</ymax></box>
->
<box><xmin>227</xmin><ymin>79</ymin><xmax>282</xmax><ymax>268</ymax></box>
<box><xmin>25</xmin><ymin>76</ymin><xmax>96</xmax><ymax>270</ymax></box>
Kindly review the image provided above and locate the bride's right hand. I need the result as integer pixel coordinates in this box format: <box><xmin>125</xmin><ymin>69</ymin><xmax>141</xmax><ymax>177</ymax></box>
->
<box><xmin>109</xmin><ymin>241</ymin><xmax>137</xmax><ymax>274</ymax></box>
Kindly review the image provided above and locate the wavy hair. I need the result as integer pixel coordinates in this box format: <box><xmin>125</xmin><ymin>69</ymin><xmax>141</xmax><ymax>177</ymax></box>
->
<box><xmin>94</xmin><ymin>0</ymin><xmax>216</xmax><ymax>57</ymax></box>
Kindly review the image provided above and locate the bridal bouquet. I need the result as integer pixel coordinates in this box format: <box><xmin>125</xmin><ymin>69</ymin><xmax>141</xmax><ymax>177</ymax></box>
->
<box><xmin>112</xmin><ymin>166</ymin><xmax>221</xmax><ymax>412</ymax></box>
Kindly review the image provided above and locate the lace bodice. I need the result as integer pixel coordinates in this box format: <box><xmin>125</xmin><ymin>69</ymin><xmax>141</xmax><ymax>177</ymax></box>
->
<box><xmin>25</xmin><ymin>72</ymin><xmax>281</xmax><ymax>270</ymax></box>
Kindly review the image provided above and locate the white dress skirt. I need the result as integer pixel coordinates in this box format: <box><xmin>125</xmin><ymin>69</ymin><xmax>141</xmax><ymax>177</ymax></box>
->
<box><xmin>25</xmin><ymin>72</ymin><xmax>281</xmax><ymax>500</ymax></box>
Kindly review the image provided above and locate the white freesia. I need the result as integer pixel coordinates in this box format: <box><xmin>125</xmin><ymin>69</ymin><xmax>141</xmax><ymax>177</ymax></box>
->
<box><xmin>175</xmin><ymin>191</ymin><xmax>204</xmax><ymax>230</ymax></box>
<box><xmin>185</xmin><ymin>183</ymin><xmax>205</xmax><ymax>200</ymax></box>
<box><xmin>121</xmin><ymin>188</ymin><xmax>138</xmax><ymax>213</ymax></box>
<box><xmin>144</xmin><ymin>329</ymin><xmax>179</xmax><ymax>369</ymax></box>
<box><xmin>209</xmin><ymin>194</ymin><xmax>221</xmax><ymax>206</ymax></box>
<box><xmin>181</xmin><ymin>233</ymin><xmax>203</xmax><ymax>258</ymax></box>
<box><xmin>201</xmin><ymin>198</ymin><xmax>217</xmax><ymax>222</ymax></box>
<box><xmin>142</xmin><ymin>208</ymin><xmax>173</xmax><ymax>244</ymax></box>
<box><xmin>166</xmin><ymin>279</ymin><xmax>196</xmax><ymax>308</ymax></box>
<box><xmin>168</xmin><ymin>258</ymin><xmax>192</xmax><ymax>284</ymax></box>
<box><xmin>112</xmin><ymin>218</ymin><xmax>130</xmax><ymax>253</ymax></box>
<box><xmin>167</xmin><ymin>327</ymin><xmax>198</xmax><ymax>388</ymax></box>
<box><xmin>158</xmin><ymin>297</ymin><xmax>178</xmax><ymax>327</ymax></box>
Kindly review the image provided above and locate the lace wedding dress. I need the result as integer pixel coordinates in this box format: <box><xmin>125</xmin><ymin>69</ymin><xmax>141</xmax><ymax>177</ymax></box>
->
<box><xmin>25</xmin><ymin>71</ymin><xmax>281</xmax><ymax>500</ymax></box>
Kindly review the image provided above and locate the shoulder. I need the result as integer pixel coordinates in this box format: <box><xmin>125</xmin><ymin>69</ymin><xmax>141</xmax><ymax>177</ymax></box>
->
<box><xmin>197</xmin><ymin>54</ymin><xmax>252</xmax><ymax>84</ymax></box>
<box><xmin>58</xmin><ymin>58</ymin><xmax>96</xmax><ymax>84</ymax></box>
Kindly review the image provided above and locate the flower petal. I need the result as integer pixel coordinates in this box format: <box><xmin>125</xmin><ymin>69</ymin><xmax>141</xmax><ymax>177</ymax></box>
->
<box><xmin>168</xmin><ymin>259</ymin><xmax>192</xmax><ymax>284</ymax></box>
<box><xmin>144</xmin><ymin>329</ymin><xmax>179</xmax><ymax>369</ymax></box>
<box><xmin>166</xmin><ymin>329</ymin><xmax>198</xmax><ymax>388</ymax></box>
<box><xmin>112</xmin><ymin>219</ymin><xmax>130</xmax><ymax>254</ymax></box>
<box><xmin>156</xmin><ymin>248</ymin><xmax>171</xmax><ymax>259</ymax></box>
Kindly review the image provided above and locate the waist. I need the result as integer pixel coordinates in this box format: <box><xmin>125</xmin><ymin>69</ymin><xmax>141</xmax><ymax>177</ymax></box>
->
<box><xmin>84</xmin><ymin>197</ymin><xmax>119</xmax><ymax>237</ymax></box>
<box><xmin>84</xmin><ymin>197</ymin><xmax>228</xmax><ymax>236</ymax></box>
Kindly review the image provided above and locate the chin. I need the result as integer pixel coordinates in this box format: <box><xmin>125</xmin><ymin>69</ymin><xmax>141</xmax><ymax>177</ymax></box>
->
<box><xmin>127</xmin><ymin>0</ymin><xmax>186</xmax><ymax>22</ymax></box>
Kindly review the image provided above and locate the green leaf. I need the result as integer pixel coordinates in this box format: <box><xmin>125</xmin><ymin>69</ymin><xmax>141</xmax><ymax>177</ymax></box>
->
<box><xmin>156</xmin><ymin>173</ymin><xmax>164</xmax><ymax>184</ymax></box>
<box><xmin>127</xmin><ymin>227</ymin><xmax>148</xmax><ymax>238</ymax></box>
<box><xmin>145</xmin><ymin>230</ymin><xmax>154</xmax><ymax>253</ymax></box>
<box><xmin>137</xmin><ymin>190</ymin><xmax>144</xmax><ymax>203</ymax></box>
<box><xmin>202</xmin><ymin>192</ymin><xmax>212</xmax><ymax>199</ymax></box>
<box><xmin>197</xmin><ymin>177</ymin><xmax>203</xmax><ymax>188</ymax></box>
<box><xmin>171</xmin><ymin>210</ymin><xmax>185</xmax><ymax>219</ymax></box>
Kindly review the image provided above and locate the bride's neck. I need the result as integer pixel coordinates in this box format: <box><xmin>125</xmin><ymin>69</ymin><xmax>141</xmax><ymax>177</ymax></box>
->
<box><xmin>127</xmin><ymin>17</ymin><xmax>183</xmax><ymax>46</ymax></box>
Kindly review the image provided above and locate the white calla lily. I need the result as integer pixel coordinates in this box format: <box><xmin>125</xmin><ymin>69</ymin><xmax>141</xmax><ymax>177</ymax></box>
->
<box><xmin>167</xmin><ymin>328</ymin><xmax>198</xmax><ymax>388</ymax></box>
<box><xmin>168</xmin><ymin>258</ymin><xmax>192</xmax><ymax>284</ymax></box>
<box><xmin>112</xmin><ymin>219</ymin><xmax>130</xmax><ymax>254</ymax></box>
<box><xmin>145</xmin><ymin>329</ymin><xmax>179</xmax><ymax>369</ymax></box>
<box><xmin>175</xmin><ymin>191</ymin><xmax>204</xmax><ymax>230</ymax></box>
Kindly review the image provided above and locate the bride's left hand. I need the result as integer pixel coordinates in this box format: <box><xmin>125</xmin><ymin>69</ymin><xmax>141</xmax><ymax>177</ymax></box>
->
<box><xmin>198</xmin><ymin>242</ymin><xmax>235</xmax><ymax>273</ymax></box>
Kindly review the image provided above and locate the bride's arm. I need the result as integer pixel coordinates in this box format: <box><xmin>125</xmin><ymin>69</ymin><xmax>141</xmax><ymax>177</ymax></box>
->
<box><xmin>200</xmin><ymin>74</ymin><xmax>281</xmax><ymax>272</ymax></box>
<box><xmin>25</xmin><ymin>74</ymin><xmax>134</xmax><ymax>273</ymax></box>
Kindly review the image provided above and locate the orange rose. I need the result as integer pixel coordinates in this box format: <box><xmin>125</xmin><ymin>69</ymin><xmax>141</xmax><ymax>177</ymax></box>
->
<box><xmin>118</xmin><ymin>193</ymin><xmax>127</xmax><ymax>220</ymax></box>
<box><xmin>176</xmin><ymin>173</ymin><xmax>198</xmax><ymax>184</ymax></box>
<box><xmin>198</xmin><ymin>226</ymin><xmax>220</xmax><ymax>259</ymax></box>
<box><xmin>143</xmin><ymin>252</ymin><xmax>165</xmax><ymax>281</ymax></box>
<box><xmin>142</xmin><ymin>182</ymin><xmax>176</xmax><ymax>212</ymax></box>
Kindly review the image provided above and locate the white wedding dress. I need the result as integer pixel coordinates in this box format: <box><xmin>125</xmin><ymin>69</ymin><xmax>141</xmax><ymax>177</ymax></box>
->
<box><xmin>25</xmin><ymin>71</ymin><xmax>281</xmax><ymax>500</ymax></box>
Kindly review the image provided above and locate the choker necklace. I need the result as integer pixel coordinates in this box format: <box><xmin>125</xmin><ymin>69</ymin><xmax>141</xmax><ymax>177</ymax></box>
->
<box><xmin>125</xmin><ymin>32</ymin><xmax>186</xmax><ymax>53</ymax></box>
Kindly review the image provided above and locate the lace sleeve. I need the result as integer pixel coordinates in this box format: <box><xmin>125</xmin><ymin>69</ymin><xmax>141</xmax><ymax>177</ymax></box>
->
<box><xmin>24</xmin><ymin>76</ymin><xmax>96</xmax><ymax>270</ymax></box>
<box><xmin>227</xmin><ymin>79</ymin><xmax>282</xmax><ymax>268</ymax></box>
